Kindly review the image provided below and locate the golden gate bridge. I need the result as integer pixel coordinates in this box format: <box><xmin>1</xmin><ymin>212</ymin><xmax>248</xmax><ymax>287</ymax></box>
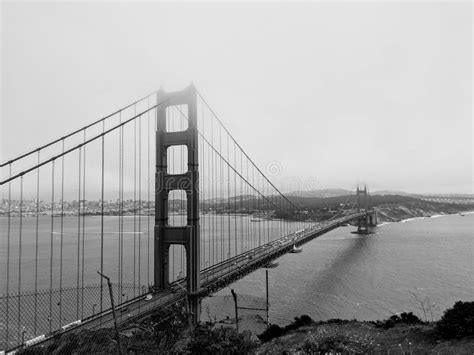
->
<box><xmin>0</xmin><ymin>85</ymin><xmax>377</xmax><ymax>352</ymax></box>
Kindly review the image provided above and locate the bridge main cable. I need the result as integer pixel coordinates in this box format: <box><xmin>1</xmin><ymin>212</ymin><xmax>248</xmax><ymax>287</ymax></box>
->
<box><xmin>196</xmin><ymin>89</ymin><xmax>303</xmax><ymax>214</ymax></box>
<box><xmin>0</xmin><ymin>90</ymin><xmax>158</xmax><ymax>168</ymax></box>
<box><xmin>0</xmin><ymin>94</ymin><xmax>180</xmax><ymax>185</ymax></box>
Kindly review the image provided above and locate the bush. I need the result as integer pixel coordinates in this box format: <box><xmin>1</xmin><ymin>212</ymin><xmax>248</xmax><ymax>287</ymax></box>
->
<box><xmin>257</xmin><ymin>324</ymin><xmax>284</xmax><ymax>342</ymax></box>
<box><xmin>298</xmin><ymin>329</ymin><xmax>376</xmax><ymax>354</ymax></box>
<box><xmin>285</xmin><ymin>315</ymin><xmax>313</xmax><ymax>331</ymax></box>
<box><xmin>436</xmin><ymin>301</ymin><xmax>474</xmax><ymax>339</ymax></box>
<box><xmin>320</xmin><ymin>318</ymin><xmax>351</xmax><ymax>325</ymax></box>
<box><xmin>187</xmin><ymin>324</ymin><xmax>256</xmax><ymax>354</ymax></box>
<box><xmin>258</xmin><ymin>315</ymin><xmax>313</xmax><ymax>342</ymax></box>
<box><xmin>373</xmin><ymin>312</ymin><xmax>423</xmax><ymax>329</ymax></box>
<box><xmin>301</xmin><ymin>334</ymin><xmax>346</xmax><ymax>354</ymax></box>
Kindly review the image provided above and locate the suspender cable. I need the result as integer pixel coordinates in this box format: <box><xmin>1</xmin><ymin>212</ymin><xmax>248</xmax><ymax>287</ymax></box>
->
<box><xmin>258</xmin><ymin>173</ymin><xmax>262</xmax><ymax>247</ymax></box>
<box><xmin>201</xmin><ymin>105</ymin><xmax>207</xmax><ymax>270</ymax></box>
<box><xmin>267</xmin><ymin>183</ymin><xmax>270</xmax><ymax>244</ymax></box>
<box><xmin>147</xmin><ymin>101</ymin><xmax>151</xmax><ymax>286</ymax></box>
<box><xmin>100</xmin><ymin>122</ymin><xmax>105</xmax><ymax>312</ymax></box>
<box><xmin>220</xmin><ymin>125</ymin><xmax>224</xmax><ymax>265</ymax></box>
<box><xmin>200</xmin><ymin>102</ymin><xmax>205</xmax><ymax>270</ymax></box>
<box><xmin>138</xmin><ymin>113</ymin><xmax>142</xmax><ymax>293</ymax></box>
<box><xmin>245</xmin><ymin>159</ymin><xmax>252</xmax><ymax>250</ymax></box>
<box><xmin>5</xmin><ymin>164</ymin><xmax>11</xmax><ymax>350</ymax></box>
<box><xmin>206</xmin><ymin>112</ymin><xmax>211</xmax><ymax>269</ymax></box>
<box><xmin>240</xmin><ymin>147</ymin><xmax>243</xmax><ymax>253</ymax></box>
<box><xmin>227</xmin><ymin>133</ymin><xmax>231</xmax><ymax>262</ymax></box>
<box><xmin>34</xmin><ymin>151</ymin><xmax>40</xmax><ymax>335</ymax></box>
<box><xmin>81</xmin><ymin>131</ymin><xmax>86</xmax><ymax>318</ymax></box>
<box><xmin>17</xmin><ymin>176</ymin><xmax>23</xmax><ymax>343</ymax></box>
<box><xmin>211</xmin><ymin>117</ymin><xmax>215</xmax><ymax>267</ymax></box>
<box><xmin>76</xmin><ymin>148</ymin><xmax>82</xmax><ymax>319</ymax></box>
<box><xmin>133</xmin><ymin>112</ymin><xmax>137</xmax><ymax>295</ymax></box>
<box><xmin>49</xmin><ymin>160</ymin><xmax>55</xmax><ymax>333</ymax></box>
<box><xmin>252</xmin><ymin>164</ymin><xmax>256</xmax><ymax>249</ymax></box>
<box><xmin>118</xmin><ymin>113</ymin><xmax>122</xmax><ymax>304</ymax></box>
<box><xmin>234</xmin><ymin>141</ymin><xmax>237</xmax><ymax>256</ymax></box>
<box><xmin>120</xmin><ymin>113</ymin><xmax>124</xmax><ymax>303</ymax></box>
<box><xmin>180</xmin><ymin>111</ymin><xmax>185</xmax><ymax>276</ymax></box>
<box><xmin>59</xmin><ymin>139</ymin><xmax>65</xmax><ymax>328</ymax></box>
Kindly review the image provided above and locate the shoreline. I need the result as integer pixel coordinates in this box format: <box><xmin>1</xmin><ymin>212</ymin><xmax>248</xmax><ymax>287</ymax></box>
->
<box><xmin>377</xmin><ymin>210</ymin><xmax>474</xmax><ymax>226</ymax></box>
<box><xmin>2</xmin><ymin>209</ymin><xmax>474</xmax><ymax>220</ymax></box>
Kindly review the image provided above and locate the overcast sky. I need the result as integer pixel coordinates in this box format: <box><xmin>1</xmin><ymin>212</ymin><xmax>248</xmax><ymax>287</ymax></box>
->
<box><xmin>1</xmin><ymin>1</ymin><xmax>472</xmax><ymax>195</ymax></box>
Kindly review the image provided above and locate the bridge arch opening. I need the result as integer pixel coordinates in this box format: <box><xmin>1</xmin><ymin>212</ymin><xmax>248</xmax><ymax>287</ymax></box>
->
<box><xmin>168</xmin><ymin>189</ymin><xmax>187</xmax><ymax>226</ymax></box>
<box><xmin>166</xmin><ymin>104</ymin><xmax>188</xmax><ymax>132</ymax></box>
<box><xmin>169</xmin><ymin>245</ymin><xmax>187</xmax><ymax>283</ymax></box>
<box><xmin>167</xmin><ymin>145</ymin><xmax>188</xmax><ymax>175</ymax></box>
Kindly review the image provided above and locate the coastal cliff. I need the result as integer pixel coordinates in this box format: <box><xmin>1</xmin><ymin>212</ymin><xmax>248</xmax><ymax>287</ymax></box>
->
<box><xmin>287</xmin><ymin>193</ymin><xmax>474</xmax><ymax>223</ymax></box>
<box><xmin>375</xmin><ymin>202</ymin><xmax>472</xmax><ymax>223</ymax></box>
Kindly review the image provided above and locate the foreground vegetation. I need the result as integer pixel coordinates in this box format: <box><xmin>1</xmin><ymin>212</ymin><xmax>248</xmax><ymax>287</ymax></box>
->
<box><xmin>18</xmin><ymin>301</ymin><xmax>474</xmax><ymax>354</ymax></box>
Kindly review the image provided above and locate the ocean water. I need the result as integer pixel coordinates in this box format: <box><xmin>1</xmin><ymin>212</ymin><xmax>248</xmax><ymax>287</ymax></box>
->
<box><xmin>203</xmin><ymin>213</ymin><xmax>474</xmax><ymax>328</ymax></box>
<box><xmin>0</xmin><ymin>213</ymin><xmax>308</xmax><ymax>348</ymax></box>
<box><xmin>0</xmin><ymin>213</ymin><xmax>473</xmax><ymax>347</ymax></box>
<box><xmin>0</xmin><ymin>214</ymin><xmax>309</xmax><ymax>294</ymax></box>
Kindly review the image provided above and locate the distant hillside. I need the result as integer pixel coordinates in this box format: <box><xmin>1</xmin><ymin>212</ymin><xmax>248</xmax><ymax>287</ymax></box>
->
<box><xmin>284</xmin><ymin>193</ymin><xmax>474</xmax><ymax>222</ymax></box>
<box><xmin>170</xmin><ymin>192</ymin><xmax>474</xmax><ymax>223</ymax></box>
<box><xmin>285</xmin><ymin>194</ymin><xmax>419</xmax><ymax>210</ymax></box>
<box><xmin>371</xmin><ymin>190</ymin><xmax>415</xmax><ymax>196</ymax></box>
<box><xmin>286</xmin><ymin>188</ymin><xmax>351</xmax><ymax>198</ymax></box>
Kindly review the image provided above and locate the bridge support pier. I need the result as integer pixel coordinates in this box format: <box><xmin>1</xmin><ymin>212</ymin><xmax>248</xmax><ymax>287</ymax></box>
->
<box><xmin>154</xmin><ymin>85</ymin><xmax>201</xmax><ymax>325</ymax></box>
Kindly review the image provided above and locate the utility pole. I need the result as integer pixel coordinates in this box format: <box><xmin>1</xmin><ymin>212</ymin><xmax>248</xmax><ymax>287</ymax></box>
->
<box><xmin>231</xmin><ymin>289</ymin><xmax>239</xmax><ymax>332</ymax></box>
<box><xmin>97</xmin><ymin>271</ymin><xmax>123</xmax><ymax>355</ymax></box>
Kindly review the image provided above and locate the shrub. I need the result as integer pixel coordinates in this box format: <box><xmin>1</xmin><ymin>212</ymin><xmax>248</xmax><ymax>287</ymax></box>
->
<box><xmin>301</xmin><ymin>334</ymin><xmax>345</xmax><ymax>354</ymax></box>
<box><xmin>258</xmin><ymin>315</ymin><xmax>314</xmax><ymax>342</ymax></box>
<box><xmin>400</xmin><ymin>312</ymin><xmax>423</xmax><ymax>324</ymax></box>
<box><xmin>257</xmin><ymin>324</ymin><xmax>284</xmax><ymax>342</ymax></box>
<box><xmin>285</xmin><ymin>315</ymin><xmax>313</xmax><ymax>331</ymax></box>
<box><xmin>321</xmin><ymin>318</ymin><xmax>351</xmax><ymax>325</ymax></box>
<box><xmin>436</xmin><ymin>301</ymin><xmax>474</xmax><ymax>339</ymax></box>
<box><xmin>374</xmin><ymin>312</ymin><xmax>423</xmax><ymax>329</ymax></box>
<box><xmin>299</xmin><ymin>328</ymin><xmax>376</xmax><ymax>354</ymax></box>
<box><xmin>187</xmin><ymin>324</ymin><xmax>256</xmax><ymax>354</ymax></box>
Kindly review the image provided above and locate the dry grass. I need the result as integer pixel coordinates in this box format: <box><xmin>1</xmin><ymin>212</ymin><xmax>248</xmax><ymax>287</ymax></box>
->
<box><xmin>255</xmin><ymin>321</ymin><xmax>474</xmax><ymax>354</ymax></box>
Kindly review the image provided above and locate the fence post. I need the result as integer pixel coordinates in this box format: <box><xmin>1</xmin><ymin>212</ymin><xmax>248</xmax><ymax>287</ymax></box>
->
<box><xmin>231</xmin><ymin>289</ymin><xmax>239</xmax><ymax>332</ymax></box>
<box><xmin>97</xmin><ymin>271</ymin><xmax>123</xmax><ymax>355</ymax></box>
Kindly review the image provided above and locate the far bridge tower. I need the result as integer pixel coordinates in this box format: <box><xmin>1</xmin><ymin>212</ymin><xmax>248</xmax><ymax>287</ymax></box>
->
<box><xmin>356</xmin><ymin>185</ymin><xmax>378</xmax><ymax>234</ymax></box>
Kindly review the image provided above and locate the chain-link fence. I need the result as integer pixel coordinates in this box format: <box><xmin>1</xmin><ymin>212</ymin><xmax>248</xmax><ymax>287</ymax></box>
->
<box><xmin>0</xmin><ymin>283</ymin><xmax>147</xmax><ymax>351</ymax></box>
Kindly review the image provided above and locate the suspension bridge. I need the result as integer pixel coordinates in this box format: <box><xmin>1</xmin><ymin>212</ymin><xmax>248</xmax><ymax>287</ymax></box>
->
<box><xmin>0</xmin><ymin>85</ymin><xmax>377</xmax><ymax>352</ymax></box>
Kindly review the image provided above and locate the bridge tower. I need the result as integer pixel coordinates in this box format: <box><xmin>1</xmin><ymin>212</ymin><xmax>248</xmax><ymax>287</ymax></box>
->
<box><xmin>154</xmin><ymin>85</ymin><xmax>201</xmax><ymax>324</ymax></box>
<box><xmin>356</xmin><ymin>185</ymin><xmax>377</xmax><ymax>234</ymax></box>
